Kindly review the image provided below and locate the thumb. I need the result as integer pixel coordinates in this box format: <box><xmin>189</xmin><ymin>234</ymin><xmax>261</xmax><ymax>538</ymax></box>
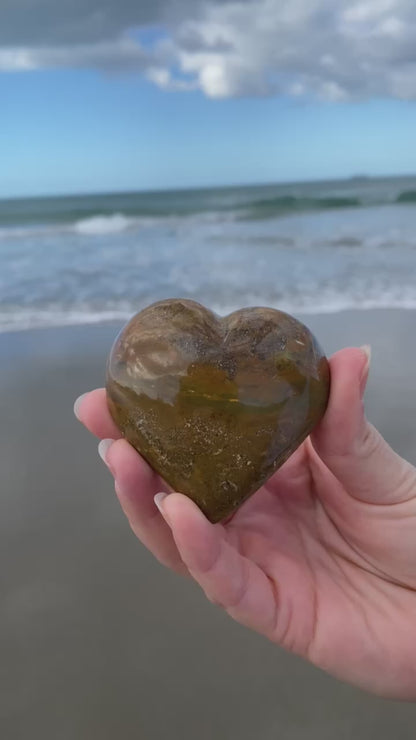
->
<box><xmin>311</xmin><ymin>347</ymin><xmax>416</xmax><ymax>505</ymax></box>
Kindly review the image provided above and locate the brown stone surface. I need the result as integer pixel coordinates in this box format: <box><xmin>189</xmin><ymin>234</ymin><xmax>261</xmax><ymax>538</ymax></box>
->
<box><xmin>106</xmin><ymin>299</ymin><xmax>330</xmax><ymax>522</ymax></box>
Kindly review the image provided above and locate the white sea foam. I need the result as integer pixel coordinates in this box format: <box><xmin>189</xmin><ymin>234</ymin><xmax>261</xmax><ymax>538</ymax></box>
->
<box><xmin>210</xmin><ymin>294</ymin><xmax>416</xmax><ymax>317</ymax></box>
<box><xmin>0</xmin><ymin>213</ymin><xmax>164</xmax><ymax>241</ymax></box>
<box><xmin>73</xmin><ymin>213</ymin><xmax>134</xmax><ymax>236</ymax></box>
<box><xmin>0</xmin><ymin>308</ymin><xmax>134</xmax><ymax>333</ymax></box>
<box><xmin>1</xmin><ymin>291</ymin><xmax>416</xmax><ymax>334</ymax></box>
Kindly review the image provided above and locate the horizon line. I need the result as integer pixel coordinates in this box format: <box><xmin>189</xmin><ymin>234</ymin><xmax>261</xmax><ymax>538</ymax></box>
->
<box><xmin>1</xmin><ymin>170</ymin><xmax>416</xmax><ymax>202</ymax></box>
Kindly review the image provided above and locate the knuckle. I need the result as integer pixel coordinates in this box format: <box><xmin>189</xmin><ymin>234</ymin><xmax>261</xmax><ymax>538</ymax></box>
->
<box><xmin>205</xmin><ymin>591</ymin><xmax>225</xmax><ymax>607</ymax></box>
<box><xmin>355</xmin><ymin>422</ymin><xmax>382</xmax><ymax>461</ymax></box>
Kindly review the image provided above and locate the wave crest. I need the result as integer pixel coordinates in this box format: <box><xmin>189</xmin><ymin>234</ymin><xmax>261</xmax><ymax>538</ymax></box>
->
<box><xmin>73</xmin><ymin>213</ymin><xmax>133</xmax><ymax>235</ymax></box>
<box><xmin>397</xmin><ymin>190</ymin><xmax>416</xmax><ymax>204</ymax></box>
<box><xmin>243</xmin><ymin>195</ymin><xmax>361</xmax><ymax>219</ymax></box>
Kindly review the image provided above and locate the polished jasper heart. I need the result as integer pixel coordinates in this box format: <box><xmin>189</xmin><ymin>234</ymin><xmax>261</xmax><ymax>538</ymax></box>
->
<box><xmin>106</xmin><ymin>299</ymin><xmax>330</xmax><ymax>523</ymax></box>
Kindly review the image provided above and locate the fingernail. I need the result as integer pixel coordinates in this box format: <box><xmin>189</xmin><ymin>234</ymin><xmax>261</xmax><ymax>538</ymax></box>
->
<box><xmin>154</xmin><ymin>492</ymin><xmax>169</xmax><ymax>521</ymax></box>
<box><xmin>73</xmin><ymin>393</ymin><xmax>88</xmax><ymax>420</ymax></box>
<box><xmin>359</xmin><ymin>345</ymin><xmax>371</xmax><ymax>398</ymax></box>
<box><xmin>98</xmin><ymin>438</ymin><xmax>115</xmax><ymax>464</ymax></box>
<box><xmin>360</xmin><ymin>345</ymin><xmax>372</xmax><ymax>367</ymax></box>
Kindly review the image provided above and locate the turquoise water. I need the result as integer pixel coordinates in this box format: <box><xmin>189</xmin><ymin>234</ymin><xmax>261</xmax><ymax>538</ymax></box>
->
<box><xmin>0</xmin><ymin>175</ymin><xmax>415</xmax><ymax>331</ymax></box>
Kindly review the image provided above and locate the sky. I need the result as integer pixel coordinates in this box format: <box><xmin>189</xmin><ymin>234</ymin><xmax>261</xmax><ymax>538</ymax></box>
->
<box><xmin>1</xmin><ymin>0</ymin><xmax>416</xmax><ymax>198</ymax></box>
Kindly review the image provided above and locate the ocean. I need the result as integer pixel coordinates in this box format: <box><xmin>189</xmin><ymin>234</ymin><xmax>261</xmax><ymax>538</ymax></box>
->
<box><xmin>1</xmin><ymin>175</ymin><xmax>416</xmax><ymax>332</ymax></box>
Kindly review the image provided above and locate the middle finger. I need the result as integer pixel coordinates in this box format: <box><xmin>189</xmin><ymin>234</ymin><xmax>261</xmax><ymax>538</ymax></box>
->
<box><xmin>105</xmin><ymin>438</ymin><xmax>189</xmax><ymax>576</ymax></box>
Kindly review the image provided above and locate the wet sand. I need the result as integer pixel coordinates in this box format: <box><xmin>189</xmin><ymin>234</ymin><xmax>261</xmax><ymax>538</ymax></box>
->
<box><xmin>1</xmin><ymin>309</ymin><xmax>416</xmax><ymax>738</ymax></box>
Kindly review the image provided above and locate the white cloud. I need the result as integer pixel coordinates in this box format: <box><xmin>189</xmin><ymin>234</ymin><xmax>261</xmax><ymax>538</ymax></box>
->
<box><xmin>166</xmin><ymin>0</ymin><xmax>416</xmax><ymax>99</ymax></box>
<box><xmin>1</xmin><ymin>0</ymin><xmax>416</xmax><ymax>100</ymax></box>
<box><xmin>0</xmin><ymin>49</ymin><xmax>37</xmax><ymax>71</ymax></box>
<box><xmin>146</xmin><ymin>66</ymin><xmax>196</xmax><ymax>92</ymax></box>
<box><xmin>0</xmin><ymin>38</ymin><xmax>148</xmax><ymax>72</ymax></box>
<box><xmin>342</xmin><ymin>0</ymin><xmax>398</xmax><ymax>24</ymax></box>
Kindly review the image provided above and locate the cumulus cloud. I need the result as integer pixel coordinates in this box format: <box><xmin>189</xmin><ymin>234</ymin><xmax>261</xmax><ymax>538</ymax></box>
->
<box><xmin>1</xmin><ymin>0</ymin><xmax>416</xmax><ymax>100</ymax></box>
<box><xmin>171</xmin><ymin>0</ymin><xmax>416</xmax><ymax>99</ymax></box>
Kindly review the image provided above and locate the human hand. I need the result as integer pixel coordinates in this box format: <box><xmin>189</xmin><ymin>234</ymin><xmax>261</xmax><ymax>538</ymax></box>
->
<box><xmin>75</xmin><ymin>347</ymin><xmax>416</xmax><ymax>700</ymax></box>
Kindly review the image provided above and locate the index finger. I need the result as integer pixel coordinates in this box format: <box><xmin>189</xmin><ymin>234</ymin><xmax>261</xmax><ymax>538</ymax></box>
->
<box><xmin>74</xmin><ymin>388</ymin><xmax>122</xmax><ymax>440</ymax></box>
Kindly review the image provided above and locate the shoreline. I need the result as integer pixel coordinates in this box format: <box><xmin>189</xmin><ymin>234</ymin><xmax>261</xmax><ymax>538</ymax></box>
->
<box><xmin>1</xmin><ymin>303</ymin><xmax>415</xmax><ymax>338</ymax></box>
<box><xmin>2</xmin><ymin>303</ymin><xmax>416</xmax><ymax>338</ymax></box>
<box><xmin>2</xmin><ymin>308</ymin><xmax>415</xmax><ymax>466</ymax></box>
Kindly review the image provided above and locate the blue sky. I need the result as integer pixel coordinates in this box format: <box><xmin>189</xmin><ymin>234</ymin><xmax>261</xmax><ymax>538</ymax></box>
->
<box><xmin>1</xmin><ymin>0</ymin><xmax>416</xmax><ymax>197</ymax></box>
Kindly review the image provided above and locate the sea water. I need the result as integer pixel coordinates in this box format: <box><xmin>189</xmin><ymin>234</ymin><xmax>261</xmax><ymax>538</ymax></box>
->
<box><xmin>0</xmin><ymin>175</ymin><xmax>415</xmax><ymax>332</ymax></box>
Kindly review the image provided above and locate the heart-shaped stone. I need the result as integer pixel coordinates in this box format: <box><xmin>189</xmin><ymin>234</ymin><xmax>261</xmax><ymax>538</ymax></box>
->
<box><xmin>106</xmin><ymin>299</ymin><xmax>330</xmax><ymax>523</ymax></box>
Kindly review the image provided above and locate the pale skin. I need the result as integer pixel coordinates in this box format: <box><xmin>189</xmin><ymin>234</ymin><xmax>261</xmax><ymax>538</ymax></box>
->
<box><xmin>75</xmin><ymin>347</ymin><xmax>416</xmax><ymax>700</ymax></box>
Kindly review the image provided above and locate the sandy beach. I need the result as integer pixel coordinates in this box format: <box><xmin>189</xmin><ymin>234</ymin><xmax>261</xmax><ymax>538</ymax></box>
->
<box><xmin>2</xmin><ymin>308</ymin><xmax>416</xmax><ymax>739</ymax></box>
